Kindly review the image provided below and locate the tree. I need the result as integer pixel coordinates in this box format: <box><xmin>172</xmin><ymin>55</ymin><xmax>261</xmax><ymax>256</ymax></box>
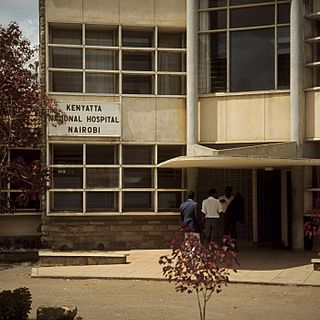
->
<box><xmin>159</xmin><ymin>233</ymin><xmax>238</xmax><ymax>320</ymax></box>
<box><xmin>304</xmin><ymin>198</ymin><xmax>320</xmax><ymax>256</ymax></box>
<box><xmin>0</xmin><ymin>22</ymin><xmax>63</xmax><ymax>213</ymax></box>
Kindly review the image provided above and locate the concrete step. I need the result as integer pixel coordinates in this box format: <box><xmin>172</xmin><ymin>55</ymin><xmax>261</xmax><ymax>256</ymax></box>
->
<box><xmin>38</xmin><ymin>250</ymin><xmax>129</xmax><ymax>266</ymax></box>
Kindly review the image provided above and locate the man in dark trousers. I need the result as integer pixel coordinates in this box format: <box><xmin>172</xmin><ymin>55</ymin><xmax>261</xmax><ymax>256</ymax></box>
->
<box><xmin>180</xmin><ymin>190</ymin><xmax>202</xmax><ymax>237</ymax></box>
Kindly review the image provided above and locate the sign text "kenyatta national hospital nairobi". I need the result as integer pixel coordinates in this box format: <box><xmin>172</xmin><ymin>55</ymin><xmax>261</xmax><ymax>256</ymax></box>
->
<box><xmin>48</xmin><ymin>102</ymin><xmax>121</xmax><ymax>137</ymax></box>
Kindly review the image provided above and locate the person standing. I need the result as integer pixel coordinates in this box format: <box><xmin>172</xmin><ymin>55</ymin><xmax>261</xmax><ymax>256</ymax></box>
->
<box><xmin>180</xmin><ymin>190</ymin><xmax>202</xmax><ymax>237</ymax></box>
<box><xmin>201</xmin><ymin>188</ymin><xmax>223</xmax><ymax>244</ymax></box>
<box><xmin>219</xmin><ymin>186</ymin><xmax>235</xmax><ymax>214</ymax></box>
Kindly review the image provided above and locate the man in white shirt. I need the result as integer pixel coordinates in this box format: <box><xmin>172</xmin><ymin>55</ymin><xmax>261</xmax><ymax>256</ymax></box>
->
<box><xmin>201</xmin><ymin>188</ymin><xmax>223</xmax><ymax>244</ymax></box>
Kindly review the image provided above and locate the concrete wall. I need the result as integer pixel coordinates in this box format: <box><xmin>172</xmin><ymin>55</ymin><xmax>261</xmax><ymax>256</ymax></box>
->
<box><xmin>199</xmin><ymin>92</ymin><xmax>291</xmax><ymax>144</ymax></box>
<box><xmin>306</xmin><ymin>90</ymin><xmax>320</xmax><ymax>140</ymax></box>
<box><xmin>42</xmin><ymin>215</ymin><xmax>180</xmax><ymax>250</ymax></box>
<box><xmin>0</xmin><ymin>216</ymin><xmax>41</xmax><ymax>236</ymax></box>
<box><xmin>46</xmin><ymin>0</ymin><xmax>186</xmax><ymax>27</ymax></box>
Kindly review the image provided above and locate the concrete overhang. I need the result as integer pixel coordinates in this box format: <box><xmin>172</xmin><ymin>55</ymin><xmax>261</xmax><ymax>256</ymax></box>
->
<box><xmin>158</xmin><ymin>155</ymin><xmax>320</xmax><ymax>169</ymax></box>
<box><xmin>158</xmin><ymin>143</ymin><xmax>320</xmax><ymax>169</ymax></box>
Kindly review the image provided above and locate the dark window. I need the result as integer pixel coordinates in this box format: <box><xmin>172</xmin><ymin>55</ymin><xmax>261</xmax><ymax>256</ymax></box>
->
<box><xmin>231</xmin><ymin>28</ymin><xmax>274</xmax><ymax>91</ymax></box>
<box><xmin>157</xmin><ymin>145</ymin><xmax>185</xmax><ymax>163</ymax></box>
<box><xmin>50</xmin><ymin>25</ymin><xmax>82</xmax><ymax>45</ymax></box>
<box><xmin>122</xmin><ymin>75</ymin><xmax>154</xmax><ymax>94</ymax></box>
<box><xmin>86</xmin><ymin>168</ymin><xmax>119</xmax><ymax>188</ymax></box>
<box><xmin>122</xmin><ymin>51</ymin><xmax>154</xmax><ymax>71</ymax></box>
<box><xmin>158</xmin><ymin>52</ymin><xmax>185</xmax><ymax>72</ymax></box>
<box><xmin>51</xmin><ymin>192</ymin><xmax>83</xmax><ymax>211</ymax></box>
<box><xmin>53</xmin><ymin>168</ymin><xmax>83</xmax><ymax>188</ymax></box>
<box><xmin>200</xmin><ymin>0</ymin><xmax>227</xmax><ymax>8</ymax></box>
<box><xmin>86</xmin><ymin>192</ymin><xmax>118</xmax><ymax>212</ymax></box>
<box><xmin>158</xmin><ymin>169</ymin><xmax>183</xmax><ymax>188</ymax></box>
<box><xmin>86</xmin><ymin>49</ymin><xmax>118</xmax><ymax>70</ymax></box>
<box><xmin>123</xmin><ymin>168</ymin><xmax>153</xmax><ymax>188</ymax></box>
<box><xmin>122</xmin><ymin>192</ymin><xmax>153</xmax><ymax>211</ymax></box>
<box><xmin>86</xmin><ymin>145</ymin><xmax>118</xmax><ymax>164</ymax></box>
<box><xmin>158</xmin><ymin>192</ymin><xmax>181</xmax><ymax>211</ymax></box>
<box><xmin>230</xmin><ymin>6</ymin><xmax>274</xmax><ymax>28</ymax></box>
<box><xmin>10</xmin><ymin>192</ymin><xmax>40</xmax><ymax>211</ymax></box>
<box><xmin>278</xmin><ymin>3</ymin><xmax>290</xmax><ymax>24</ymax></box>
<box><xmin>122</xmin><ymin>30</ymin><xmax>154</xmax><ymax>47</ymax></box>
<box><xmin>123</xmin><ymin>146</ymin><xmax>153</xmax><ymax>164</ymax></box>
<box><xmin>50</xmin><ymin>71</ymin><xmax>83</xmax><ymax>93</ymax></box>
<box><xmin>158</xmin><ymin>31</ymin><xmax>185</xmax><ymax>48</ymax></box>
<box><xmin>50</xmin><ymin>48</ymin><xmax>82</xmax><ymax>69</ymax></box>
<box><xmin>85</xmin><ymin>27</ymin><xmax>118</xmax><ymax>46</ymax></box>
<box><xmin>10</xmin><ymin>149</ymin><xmax>40</xmax><ymax>164</ymax></box>
<box><xmin>230</xmin><ymin>0</ymin><xmax>270</xmax><ymax>5</ymax></box>
<box><xmin>86</xmin><ymin>73</ymin><xmax>118</xmax><ymax>94</ymax></box>
<box><xmin>158</xmin><ymin>75</ymin><xmax>186</xmax><ymax>95</ymax></box>
<box><xmin>200</xmin><ymin>10</ymin><xmax>227</xmax><ymax>30</ymax></box>
<box><xmin>52</xmin><ymin>144</ymin><xmax>83</xmax><ymax>164</ymax></box>
<box><xmin>277</xmin><ymin>27</ymin><xmax>290</xmax><ymax>89</ymax></box>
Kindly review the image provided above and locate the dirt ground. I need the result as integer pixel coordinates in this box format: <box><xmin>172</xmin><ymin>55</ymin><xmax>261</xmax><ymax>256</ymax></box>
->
<box><xmin>0</xmin><ymin>262</ymin><xmax>319</xmax><ymax>320</ymax></box>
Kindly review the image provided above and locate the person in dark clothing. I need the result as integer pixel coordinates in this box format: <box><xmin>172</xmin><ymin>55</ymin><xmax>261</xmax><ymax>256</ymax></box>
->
<box><xmin>224</xmin><ymin>192</ymin><xmax>245</xmax><ymax>249</ymax></box>
<box><xmin>180</xmin><ymin>190</ymin><xmax>202</xmax><ymax>235</ymax></box>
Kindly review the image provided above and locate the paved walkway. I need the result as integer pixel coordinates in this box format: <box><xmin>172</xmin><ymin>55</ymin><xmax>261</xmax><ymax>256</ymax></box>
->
<box><xmin>31</xmin><ymin>248</ymin><xmax>320</xmax><ymax>286</ymax></box>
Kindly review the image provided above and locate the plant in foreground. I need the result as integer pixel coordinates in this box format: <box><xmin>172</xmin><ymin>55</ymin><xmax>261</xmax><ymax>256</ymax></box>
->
<box><xmin>159</xmin><ymin>233</ymin><xmax>238</xmax><ymax>320</ymax></box>
<box><xmin>304</xmin><ymin>198</ymin><xmax>320</xmax><ymax>256</ymax></box>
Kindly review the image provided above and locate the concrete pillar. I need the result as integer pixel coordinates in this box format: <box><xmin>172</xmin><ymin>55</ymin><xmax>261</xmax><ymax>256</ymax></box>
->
<box><xmin>290</xmin><ymin>0</ymin><xmax>305</xmax><ymax>156</ymax></box>
<box><xmin>186</xmin><ymin>0</ymin><xmax>199</xmax><ymax>192</ymax></box>
<box><xmin>291</xmin><ymin>166</ymin><xmax>305</xmax><ymax>250</ymax></box>
<box><xmin>186</xmin><ymin>0</ymin><xmax>198</xmax><ymax>153</ymax></box>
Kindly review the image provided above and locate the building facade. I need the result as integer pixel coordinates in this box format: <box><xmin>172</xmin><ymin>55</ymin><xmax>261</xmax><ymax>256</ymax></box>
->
<box><xmin>2</xmin><ymin>0</ymin><xmax>320</xmax><ymax>251</ymax></box>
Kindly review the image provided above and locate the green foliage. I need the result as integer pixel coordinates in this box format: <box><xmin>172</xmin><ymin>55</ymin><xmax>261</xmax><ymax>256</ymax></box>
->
<box><xmin>0</xmin><ymin>287</ymin><xmax>32</xmax><ymax>320</ymax></box>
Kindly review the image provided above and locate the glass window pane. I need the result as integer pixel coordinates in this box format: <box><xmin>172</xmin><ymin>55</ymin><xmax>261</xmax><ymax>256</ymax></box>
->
<box><xmin>50</xmin><ymin>24</ymin><xmax>82</xmax><ymax>45</ymax></box>
<box><xmin>86</xmin><ymin>168</ymin><xmax>119</xmax><ymax>188</ymax></box>
<box><xmin>231</xmin><ymin>6</ymin><xmax>274</xmax><ymax>28</ymax></box>
<box><xmin>199</xmin><ymin>10</ymin><xmax>227</xmax><ymax>31</ymax></box>
<box><xmin>230</xmin><ymin>0</ymin><xmax>271</xmax><ymax>4</ymax></box>
<box><xmin>86</xmin><ymin>192</ymin><xmax>118</xmax><ymax>212</ymax></box>
<box><xmin>86</xmin><ymin>73</ymin><xmax>118</xmax><ymax>94</ymax></box>
<box><xmin>278</xmin><ymin>3</ymin><xmax>290</xmax><ymax>24</ymax></box>
<box><xmin>158</xmin><ymin>31</ymin><xmax>185</xmax><ymax>48</ymax></box>
<box><xmin>86</xmin><ymin>145</ymin><xmax>118</xmax><ymax>164</ymax></box>
<box><xmin>123</xmin><ymin>192</ymin><xmax>153</xmax><ymax>211</ymax></box>
<box><xmin>158</xmin><ymin>52</ymin><xmax>185</xmax><ymax>72</ymax></box>
<box><xmin>10</xmin><ymin>192</ymin><xmax>40</xmax><ymax>211</ymax></box>
<box><xmin>158</xmin><ymin>169</ymin><xmax>183</xmax><ymax>188</ymax></box>
<box><xmin>157</xmin><ymin>145</ymin><xmax>185</xmax><ymax>163</ymax></box>
<box><xmin>199</xmin><ymin>33</ymin><xmax>227</xmax><ymax>93</ymax></box>
<box><xmin>85</xmin><ymin>27</ymin><xmax>118</xmax><ymax>46</ymax></box>
<box><xmin>122</xmin><ymin>30</ymin><xmax>154</xmax><ymax>47</ymax></box>
<box><xmin>86</xmin><ymin>49</ymin><xmax>118</xmax><ymax>70</ymax></box>
<box><xmin>123</xmin><ymin>146</ymin><xmax>153</xmax><ymax>164</ymax></box>
<box><xmin>50</xmin><ymin>71</ymin><xmax>83</xmax><ymax>93</ymax></box>
<box><xmin>158</xmin><ymin>192</ymin><xmax>181</xmax><ymax>211</ymax></box>
<box><xmin>123</xmin><ymin>168</ymin><xmax>153</xmax><ymax>188</ymax></box>
<box><xmin>158</xmin><ymin>75</ymin><xmax>186</xmax><ymax>95</ymax></box>
<box><xmin>122</xmin><ymin>51</ymin><xmax>154</xmax><ymax>71</ymax></box>
<box><xmin>231</xmin><ymin>29</ymin><xmax>274</xmax><ymax>92</ymax></box>
<box><xmin>122</xmin><ymin>75</ymin><xmax>154</xmax><ymax>94</ymax></box>
<box><xmin>50</xmin><ymin>48</ymin><xmax>82</xmax><ymax>69</ymax></box>
<box><xmin>277</xmin><ymin>27</ymin><xmax>290</xmax><ymax>89</ymax></box>
<box><xmin>51</xmin><ymin>192</ymin><xmax>83</xmax><ymax>211</ymax></box>
<box><xmin>200</xmin><ymin>0</ymin><xmax>227</xmax><ymax>8</ymax></box>
<box><xmin>53</xmin><ymin>168</ymin><xmax>83</xmax><ymax>188</ymax></box>
<box><xmin>52</xmin><ymin>144</ymin><xmax>83</xmax><ymax>164</ymax></box>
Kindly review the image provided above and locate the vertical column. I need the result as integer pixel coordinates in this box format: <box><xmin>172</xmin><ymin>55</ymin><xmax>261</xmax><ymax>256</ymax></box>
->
<box><xmin>186</xmin><ymin>0</ymin><xmax>199</xmax><ymax>194</ymax></box>
<box><xmin>290</xmin><ymin>0</ymin><xmax>305</xmax><ymax>250</ymax></box>
<box><xmin>290</xmin><ymin>0</ymin><xmax>305</xmax><ymax>156</ymax></box>
<box><xmin>291</xmin><ymin>166</ymin><xmax>305</xmax><ymax>250</ymax></box>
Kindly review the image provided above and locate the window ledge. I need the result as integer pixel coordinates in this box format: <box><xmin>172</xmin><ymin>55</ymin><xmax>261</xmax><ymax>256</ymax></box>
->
<box><xmin>199</xmin><ymin>89</ymin><xmax>290</xmax><ymax>98</ymax></box>
<box><xmin>47</xmin><ymin>212</ymin><xmax>179</xmax><ymax>217</ymax></box>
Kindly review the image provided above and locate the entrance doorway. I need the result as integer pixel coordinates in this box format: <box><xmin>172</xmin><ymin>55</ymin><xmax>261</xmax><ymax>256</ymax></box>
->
<box><xmin>257</xmin><ymin>169</ymin><xmax>282</xmax><ymax>247</ymax></box>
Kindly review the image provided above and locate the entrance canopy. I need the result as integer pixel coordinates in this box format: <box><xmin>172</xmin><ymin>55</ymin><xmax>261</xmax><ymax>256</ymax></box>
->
<box><xmin>158</xmin><ymin>143</ymin><xmax>320</xmax><ymax>169</ymax></box>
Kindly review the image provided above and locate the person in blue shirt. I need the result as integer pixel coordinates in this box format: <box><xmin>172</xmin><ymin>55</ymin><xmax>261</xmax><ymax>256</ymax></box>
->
<box><xmin>180</xmin><ymin>190</ymin><xmax>202</xmax><ymax>235</ymax></box>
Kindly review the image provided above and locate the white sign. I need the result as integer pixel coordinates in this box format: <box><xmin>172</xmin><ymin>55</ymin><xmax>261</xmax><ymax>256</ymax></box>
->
<box><xmin>48</xmin><ymin>102</ymin><xmax>121</xmax><ymax>137</ymax></box>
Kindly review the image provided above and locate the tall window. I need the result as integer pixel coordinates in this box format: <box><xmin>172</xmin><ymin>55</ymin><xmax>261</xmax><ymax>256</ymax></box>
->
<box><xmin>48</xmin><ymin>24</ymin><xmax>186</xmax><ymax>95</ymax></box>
<box><xmin>199</xmin><ymin>0</ymin><xmax>290</xmax><ymax>93</ymax></box>
<box><xmin>48</xmin><ymin>143</ymin><xmax>185</xmax><ymax>214</ymax></box>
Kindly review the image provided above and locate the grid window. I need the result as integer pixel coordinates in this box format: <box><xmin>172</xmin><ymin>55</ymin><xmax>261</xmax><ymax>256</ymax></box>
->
<box><xmin>123</xmin><ymin>192</ymin><xmax>153</xmax><ymax>211</ymax></box>
<box><xmin>48</xmin><ymin>24</ymin><xmax>186</xmax><ymax>95</ymax></box>
<box><xmin>158</xmin><ymin>192</ymin><xmax>181</xmax><ymax>211</ymax></box>
<box><xmin>86</xmin><ymin>168</ymin><xmax>119</xmax><ymax>188</ymax></box>
<box><xmin>86</xmin><ymin>192</ymin><xmax>118</xmax><ymax>212</ymax></box>
<box><xmin>199</xmin><ymin>0</ymin><xmax>290</xmax><ymax>93</ymax></box>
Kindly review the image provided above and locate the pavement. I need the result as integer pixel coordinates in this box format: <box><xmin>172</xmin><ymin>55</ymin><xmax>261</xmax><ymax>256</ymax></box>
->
<box><xmin>31</xmin><ymin>248</ymin><xmax>320</xmax><ymax>286</ymax></box>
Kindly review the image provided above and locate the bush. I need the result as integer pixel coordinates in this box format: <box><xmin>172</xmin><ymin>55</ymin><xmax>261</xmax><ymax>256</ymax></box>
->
<box><xmin>0</xmin><ymin>287</ymin><xmax>32</xmax><ymax>320</ymax></box>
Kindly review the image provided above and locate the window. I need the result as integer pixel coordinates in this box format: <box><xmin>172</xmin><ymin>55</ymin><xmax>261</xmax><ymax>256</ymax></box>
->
<box><xmin>48</xmin><ymin>24</ymin><xmax>186</xmax><ymax>95</ymax></box>
<box><xmin>199</xmin><ymin>0</ymin><xmax>290</xmax><ymax>93</ymax></box>
<box><xmin>48</xmin><ymin>144</ymin><xmax>186</xmax><ymax>214</ymax></box>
